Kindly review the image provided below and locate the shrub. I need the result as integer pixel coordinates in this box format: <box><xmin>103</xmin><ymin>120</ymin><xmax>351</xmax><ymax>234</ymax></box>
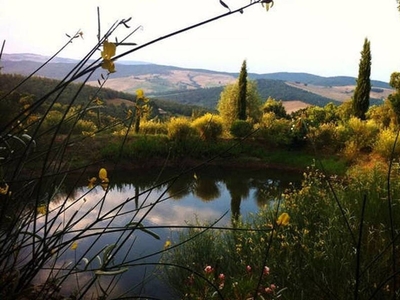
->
<box><xmin>192</xmin><ymin>113</ymin><xmax>223</xmax><ymax>141</ymax></box>
<box><xmin>230</xmin><ymin>120</ymin><xmax>253</xmax><ymax>138</ymax></box>
<box><xmin>167</xmin><ymin>117</ymin><xmax>197</xmax><ymax>142</ymax></box>
<box><xmin>373</xmin><ymin>128</ymin><xmax>400</xmax><ymax>159</ymax></box>
<box><xmin>255</xmin><ymin>112</ymin><xmax>291</xmax><ymax>147</ymax></box>
<box><xmin>337</xmin><ymin>117</ymin><xmax>379</xmax><ymax>151</ymax></box>
<box><xmin>139</xmin><ymin>120</ymin><xmax>168</xmax><ymax>135</ymax></box>
<box><xmin>306</xmin><ymin>122</ymin><xmax>340</xmax><ymax>153</ymax></box>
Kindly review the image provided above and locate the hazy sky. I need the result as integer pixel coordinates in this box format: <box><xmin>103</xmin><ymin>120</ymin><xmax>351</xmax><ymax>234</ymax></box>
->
<box><xmin>1</xmin><ymin>0</ymin><xmax>400</xmax><ymax>82</ymax></box>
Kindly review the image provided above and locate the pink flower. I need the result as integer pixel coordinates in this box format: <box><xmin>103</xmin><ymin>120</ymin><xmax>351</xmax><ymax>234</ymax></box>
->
<box><xmin>246</xmin><ymin>265</ymin><xmax>252</xmax><ymax>273</ymax></box>
<box><xmin>263</xmin><ymin>266</ymin><xmax>270</xmax><ymax>275</ymax></box>
<box><xmin>265</xmin><ymin>284</ymin><xmax>276</xmax><ymax>294</ymax></box>
<box><xmin>204</xmin><ymin>265</ymin><xmax>213</xmax><ymax>274</ymax></box>
<box><xmin>218</xmin><ymin>273</ymin><xmax>225</xmax><ymax>281</ymax></box>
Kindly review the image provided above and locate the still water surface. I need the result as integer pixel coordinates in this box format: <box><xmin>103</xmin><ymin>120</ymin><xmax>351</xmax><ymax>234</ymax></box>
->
<box><xmin>39</xmin><ymin>166</ymin><xmax>302</xmax><ymax>299</ymax></box>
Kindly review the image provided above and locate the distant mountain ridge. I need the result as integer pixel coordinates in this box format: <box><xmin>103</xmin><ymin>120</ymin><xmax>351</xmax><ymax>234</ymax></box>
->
<box><xmin>0</xmin><ymin>53</ymin><xmax>393</xmax><ymax>109</ymax></box>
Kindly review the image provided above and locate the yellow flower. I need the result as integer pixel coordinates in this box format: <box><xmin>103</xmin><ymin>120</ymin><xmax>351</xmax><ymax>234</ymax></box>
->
<box><xmin>276</xmin><ymin>212</ymin><xmax>290</xmax><ymax>226</ymax></box>
<box><xmin>136</xmin><ymin>89</ymin><xmax>144</xmax><ymax>99</ymax></box>
<box><xmin>0</xmin><ymin>183</ymin><xmax>9</xmax><ymax>195</ymax></box>
<box><xmin>101</xmin><ymin>40</ymin><xmax>116</xmax><ymax>60</ymax></box>
<box><xmin>101</xmin><ymin>40</ymin><xmax>116</xmax><ymax>73</ymax></box>
<box><xmin>70</xmin><ymin>241</ymin><xmax>78</xmax><ymax>250</ymax></box>
<box><xmin>164</xmin><ymin>240</ymin><xmax>172</xmax><ymax>249</ymax></box>
<box><xmin>101</xmin><ymin>60</ymin><xmax>116</xmax><ymax>73</ymax></box>
<box><xmin>99</xmin><ymin>168</ymin><xmax>108</xmax><ymax>181</ymax></box>
<box><xmin>88</xmin><ymin>177</ymin><xmax>97</xmax><ymax>189</ymax></box>
<box><xmin>37</xmin><ymin>204</ymin><xmax>47</xmax><ymax>215</ymax></box>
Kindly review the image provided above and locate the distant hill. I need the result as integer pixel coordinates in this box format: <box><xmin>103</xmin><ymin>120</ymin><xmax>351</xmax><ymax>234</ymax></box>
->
<box><xmin>0</xmin><ymin>53</ymin><xmax>393</xmax><ymax>110</ymax></box>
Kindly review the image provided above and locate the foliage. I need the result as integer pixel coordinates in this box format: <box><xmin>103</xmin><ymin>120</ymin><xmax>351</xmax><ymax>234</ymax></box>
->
<box><xmin>388</xmin><ymin>72</ymin><xmax>400</xmax><ymax>124</ymax></box>
<box><xmin>255</xmin><ymin>112</ymin><xmax>291</xmax><ymax>147</ymax></box>
<box><xmin>366</xmin><ymin>100</ymin><xmax>397</xmax><ymax>129</ymax></box>
<box><xmin>192</xmin><ymin>113</ymin><xmax>224</xmax><ymax>141</ymax></box>
<box><xmin>167</xmin><ymin>116</ymin><xmax>198</xmax><ymax>142</ymax></box>
<box><xmin>373</xmin><ymin>129</ymin><xmax>400</xmax><ymax>158</ymax></box>
<box><xmin>162</xmin><ymin>214</ymin><xmax>286</xmax><ymax>300</ymax></box>
<box><xmin>139</xmin><ymin>119</ymin><xmax>168</xmax><ymax>135</ymax></box>
<box><xmin>238</xmin><ymin>60</ymin><xmax>248</xmax><ymax>120</ymax></box>
<box><xmin>352</xmin><ymin>38</ymin><xmax>371</xmax><ymax>120</ymax></box>
<box><xmin>230</xmin><ymin>120</ymin><xmax>254</xmax><ymax>138</ymax></box>
<box><xmin>164</xmin><ymin>163</ymin><xmax>400</xmax><ymax>299</ymax></box>
<box><xmin>218</xmin><ymin>80</ymin><xmax>262</xmax><ymax>129</ymax></box>
<box><xmin>133</xmin><ymin>89</ymin><xmax>151</xmax><ymax>133</ymax></box>
<box><xmin>262</xmin><ymin>97</ymin><xmax>288</xmax><ymax>119</ymax></box>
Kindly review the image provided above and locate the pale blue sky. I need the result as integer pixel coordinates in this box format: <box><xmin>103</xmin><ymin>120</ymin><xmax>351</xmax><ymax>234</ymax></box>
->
<box><xmin>1</xmin><ymin>0</ymin><xmax>400</xmax><ymax>82</ymax></box>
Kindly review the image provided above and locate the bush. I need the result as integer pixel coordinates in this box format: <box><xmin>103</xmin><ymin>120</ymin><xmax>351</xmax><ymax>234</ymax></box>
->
<box><xmin>373</xmin><ymin>128</ymin><xmax>400</xmax><ymax>159</ymax></box>
<box><xmin>192</xmin><ymin>113</ymin><xmax>223</xmax><ymax>141</ymax></box>
<box><xmin>255</xmin><ymin>112</ymin><xmax>291</xmax><ymax>147</ymax></box>
<box><xmin>167</xmin><ymin>117</ymin><xmax>197</xmax><ymax>142</ymax></box>
<box><xmin>230</xmin><ymin>120</ymin><xmax>253</xmax><ymax>138</ymax></box>
<box><xmin>140</xmin><ymin>120</ymin><xmax>168</xmax><ymax>135</ymax></box>
<box><xmin>337</xmin><ymin>117</ymin><xmax>379</xmax><ymax>151</ymax></box>
<box><xmin>307</xmin><ymin>122</ymin><xmax>340</xmax><ymax>153</ymax></box>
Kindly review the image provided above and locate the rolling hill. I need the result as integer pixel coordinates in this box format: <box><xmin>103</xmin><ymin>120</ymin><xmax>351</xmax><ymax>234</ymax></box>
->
<box><xmin>1</xmin><ymin>53</ymin><xmax>393</xmax><ymax>111</ymax></box>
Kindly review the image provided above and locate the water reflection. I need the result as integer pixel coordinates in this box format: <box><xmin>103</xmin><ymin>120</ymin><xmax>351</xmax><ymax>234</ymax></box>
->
<box><xmin>44</xmin><ymin>165</ymin><xmax>301</xmax><ymax>299</ymax></box>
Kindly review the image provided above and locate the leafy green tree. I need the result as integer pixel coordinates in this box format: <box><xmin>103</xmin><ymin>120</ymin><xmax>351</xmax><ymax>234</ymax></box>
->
<box><xmin>238</xmin><ymin>60</ymin><xmax>248</xmax><ymax>120</ymax></box>
<box><xmin>217</xmin><ymin>80</ymin><xmax>262</xmax><ymax>129</ymax></box>
<box><xmin>388</xmin><ymin>72</ymin><xmax>400</xmax><ymax>124</ymax></box>
<box><xmin>352</xmin><ymin>38</ymin><xmax>371</xmax><ymax>120</ymax></box>
<box><xmin>134</xmin><ymin>89</ymin><xmax>151</xmax><ymax>134</ymax></box>
<box><xmin>262</xmin><ymin>97</ymin><xmax>288</xmax><ymax>119</ymax></box>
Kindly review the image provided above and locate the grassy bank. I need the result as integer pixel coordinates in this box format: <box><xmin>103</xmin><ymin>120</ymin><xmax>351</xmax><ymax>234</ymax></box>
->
<box><xmin>66</xmin><ymin>134</ymin><xmax>348</xmax><ymax>175</ymax></box>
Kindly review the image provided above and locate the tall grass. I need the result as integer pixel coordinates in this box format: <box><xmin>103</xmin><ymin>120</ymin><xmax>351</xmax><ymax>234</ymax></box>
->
<box><xmin>0</xmin><ymin>2</ymin><xmax>276</xmax><ymax>299</ymax></box>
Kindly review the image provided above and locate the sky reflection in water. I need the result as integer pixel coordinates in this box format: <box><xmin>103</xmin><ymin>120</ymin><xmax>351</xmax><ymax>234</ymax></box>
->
<box><xmin>37</xmin><ymin>166</ymin><xmax>301</xmax><ymax>299</ymax></box>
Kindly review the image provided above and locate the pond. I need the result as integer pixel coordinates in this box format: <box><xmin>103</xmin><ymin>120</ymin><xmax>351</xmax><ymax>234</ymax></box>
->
<box><xmin>34</xmin><ymin>165</ymin><xmax>302</xmax><ymax>299</ymax></box>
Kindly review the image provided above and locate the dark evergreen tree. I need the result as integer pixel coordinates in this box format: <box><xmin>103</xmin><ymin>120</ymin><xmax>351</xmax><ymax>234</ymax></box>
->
<box><xmin>352</xmin><ymin>38</ymin><xmax>371</xmax><ymax>120</ymax></box>
<box><xmin>238</xmin><ymin>60</ymin><xmax>247</xmax><ymax>120</ymax></box>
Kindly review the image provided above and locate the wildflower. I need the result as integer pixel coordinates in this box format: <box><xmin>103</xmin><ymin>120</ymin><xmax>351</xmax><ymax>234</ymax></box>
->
<box><xmin>70</xmin><ymin>242</ymin><xmax>78</xmax><ymax>250</ymax></box>
<box><xmin>0</xmin><ymin>183</ymin><xmax>9</xmax><ymax>195</ymax></box>
<box><xmin>246</xmin><ymin>265</ymin><xmax>252</xmax><ymax>273</ymax></box>
<box><xmin>99</xmin><ymin>168</ymin><xmax>108</xmax><ymax>180</ymax></box>
<box><xmin>99</xmin><ymin>168</ymin><xmax>109</xmax><ymax>191</ymax></box>
<box><xmin>263</xmin><ymin>266</ymin><xmax>270</xmax><ymax>275</ymax></box>
<box><xmin>265</xmin><ymin>287</ymin><xmax>273</xmax><ymax>294</ymax></box>
<box><xmin>88</xmin><ymin>177</ymin><xmax>97</xmax><ymax>189</ymax></box>
<box><xmin>204</xmin><ymin>265</ymin><xmax>213</xmax><ymax>273</ymax></box>
<box><xmin>276</xmin><ymin>212</ymin><xmax>290</xmax><ymax>226</ymax></box>
<box><xmin>218</xmin><ymin>273</ymin><xmax>225</xmax><ymax>281</ymax></box>
<box><xmin>101</xmin><ymin>60</ymin><xmax>115</xmax><ymax>73</ymax></box>
<box><xmin>37</xmin><ymin>204</ymin><xmax>47</xmax><ymax>215</ymax></box>
<box><xmin>164</xmin><ymin>240</ymin><xmax>171</xmax><ymax>249</ymax></box>
<box><xmin>136</xmin><ymin>89</ymin><xmax>145</xmax><ymax>99</ymax></box>
<box><xmin>101</xmin><ymin>40</ymin><xmax>116</xmax><ymax>73</ymax></box>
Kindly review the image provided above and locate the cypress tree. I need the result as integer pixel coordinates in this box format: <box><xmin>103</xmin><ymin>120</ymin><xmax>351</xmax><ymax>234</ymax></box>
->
<box><xmin>237</xmin><ymin>60</ymin><xmax>247</xmax><ymax>120</ymax></box>
<box><xmin>352</xmin><ymin>38</ymin><xmax>371</xmax><ymax>120</ymax></box>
